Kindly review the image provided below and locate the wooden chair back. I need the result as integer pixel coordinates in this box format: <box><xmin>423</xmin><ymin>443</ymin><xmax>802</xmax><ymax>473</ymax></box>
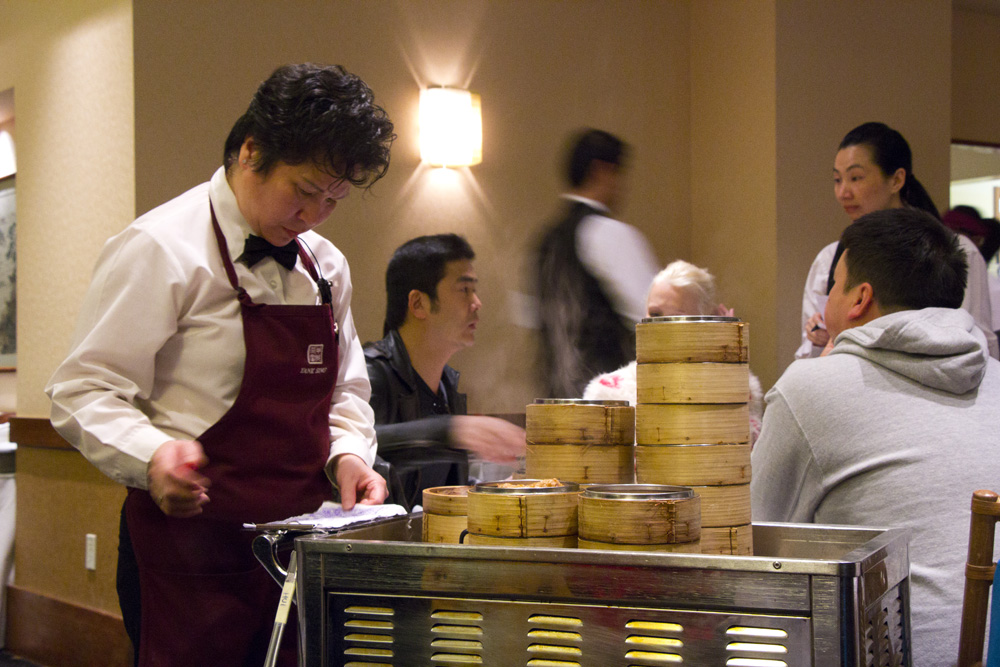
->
<box><xmin>959</xmin><ymin>489</ymin><xmax>1000</xmax><ymax>667</ymax></box>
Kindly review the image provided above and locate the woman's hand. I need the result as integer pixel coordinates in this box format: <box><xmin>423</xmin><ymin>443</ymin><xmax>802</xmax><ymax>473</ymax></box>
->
<box><xmin>805</xmin><ymin>312</ymin><xmax>830</xmax><ymax>347</ymax></box>
<box><xmin>147</xmin><ymin>440</ymin><xmax>211</xmax><ymax>517</ymax></box>
<box><xmin>334</xmin><ymin>453</ymin><xmax>388</xmax><ymax>510</ymax></box>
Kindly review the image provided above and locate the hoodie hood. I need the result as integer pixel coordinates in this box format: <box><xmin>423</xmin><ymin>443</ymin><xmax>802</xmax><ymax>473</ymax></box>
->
<box><xmin>829</xmin><ymin>308</ymin><xmax>988</xmax><ymax>394</ymax></box>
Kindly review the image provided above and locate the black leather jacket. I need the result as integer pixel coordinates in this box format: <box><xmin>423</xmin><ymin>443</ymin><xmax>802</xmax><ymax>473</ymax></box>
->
<box><xmin>364</xmin><ymin>330</ymin><xmax>468</xmax><ymax>508</ymax></box>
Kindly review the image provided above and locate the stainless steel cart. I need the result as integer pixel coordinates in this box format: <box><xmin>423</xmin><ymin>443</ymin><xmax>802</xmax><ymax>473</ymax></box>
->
<box><xmin>254</xmin><ymin>516</ymin><xmax>910</xmax><ymax>667</ymax></box>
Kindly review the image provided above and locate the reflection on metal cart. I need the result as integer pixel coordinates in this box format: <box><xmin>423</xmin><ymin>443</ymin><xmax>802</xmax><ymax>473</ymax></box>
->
<box><xmin>253</xmin><ymin>516</ymin><xmax>911</xmax><ymax>667</ymax></box>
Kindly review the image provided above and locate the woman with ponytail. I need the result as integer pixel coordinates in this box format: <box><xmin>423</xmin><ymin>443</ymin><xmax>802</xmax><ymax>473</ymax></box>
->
<box><xmin>796</xmin><ymin>122</ymin><xmax>997</xmax><ymax>358</ymax></box>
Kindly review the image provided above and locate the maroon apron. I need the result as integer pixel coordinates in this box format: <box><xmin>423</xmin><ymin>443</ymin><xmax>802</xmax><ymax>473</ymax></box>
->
<box><xmin>124</xmin><ymin>205</ymin><xmax>339</xmax><ymax>666</ymax></box>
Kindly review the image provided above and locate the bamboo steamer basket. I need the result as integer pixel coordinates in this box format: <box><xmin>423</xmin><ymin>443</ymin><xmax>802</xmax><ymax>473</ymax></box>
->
<box><xmin>466</xmin><ymin>480</ymin><xmax>580</xmax><ymax>539</ymax></box>
<box><xmin>634</xmin><ymin>443</ymin><xmax>751</xmax><ymax>486</ymax></box>
<box><xmin>464</xmin><ymin>533</ymin><xmax>578</xmax><ymax>548</ymax></box>
<box><xmin>636</xmin><ymin>316</ymin><xmax>748</xmax><ymax>364</ymax></box>
<box><xmin>525</xmin><ymin>442</ymin><xmax>634</xmax><ymax>484</ymax></box>
<box><xmin>422</xmin><ymin>486</ymin><xmax>470</xmax><ymax>544</ymax></box>
<box><xmin>635</xmin><ymin>403</ymin><xmax>749</xmax><ymax>445</ymax></box>
<box><xmin>690</xmin><ymin>484</ymin><xmax>751</xmax><ymax>527</ymax></box>
<box><xmin>577</xmin><ymin>537</ymin><xmax>701</xmax><ymax>553</ymax></box>
<box><xmin>699</xmin><ymin>524</ymin><xmax>753</xmax><ymax>555</ymax></box>
<box><xmin>578</xmin><ymin>484</ymin><xmax>700</xmax><ymax>545</ymax></box>
<box><xmin>526</xmin><ymin>399</ymin><xmax>634</xmax><ymax>445</ymax></box>
<box><xmin>636</xmin><ymin>362</ymin><xmax>749</xmax><ymax>404</ymax></box>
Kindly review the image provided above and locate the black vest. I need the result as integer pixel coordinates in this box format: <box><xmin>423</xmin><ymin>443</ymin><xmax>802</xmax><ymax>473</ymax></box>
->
<box><xmin>536</xmin><ymin>201</ymin><xmax>635</xmax><ymax>397</ymax></box>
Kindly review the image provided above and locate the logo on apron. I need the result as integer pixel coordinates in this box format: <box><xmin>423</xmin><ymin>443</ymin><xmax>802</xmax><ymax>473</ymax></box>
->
<box><xmin>307</xmin><ymin>344</ymin><xmax>324</xmax><ymax>364</ymax></box>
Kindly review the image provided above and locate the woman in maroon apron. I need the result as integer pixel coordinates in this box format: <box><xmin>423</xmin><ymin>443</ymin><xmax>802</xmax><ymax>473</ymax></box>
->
<box><xmin>46</xmin><ymin>64</ymin><xmax>395</xmax><ymax>667</ymax></box>
<box><xmin>124</xmin><ymin>206</ymin><xmax>341</xmax><ymax>666</ymax></box>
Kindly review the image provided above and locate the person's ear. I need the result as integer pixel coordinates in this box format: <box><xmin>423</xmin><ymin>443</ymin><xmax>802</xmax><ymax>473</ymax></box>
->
<box><xmin>847</xmin><ymin>282</ymin><xmax>875</xmax><ymax>321</ymax></box>
<box><xmin>408</xmin><ymin>289</ymin><xmax>429</xmax><ymax>320</ymax></box>
<box><xmin>239</xmin><ymin>138</ymin><xmax>257</xmax><ymax>168</ymax></box>
<box><xmin>889</xmin><ymin>167</ymin><xmax>906</xmax><ymax>194</ymax></box>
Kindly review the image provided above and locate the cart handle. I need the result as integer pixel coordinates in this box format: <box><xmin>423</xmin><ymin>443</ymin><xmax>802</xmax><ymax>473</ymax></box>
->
<box><xmin>252</xmin><ymin>531</ymin><xmax>298</xmax><ymax>586</ymax></box>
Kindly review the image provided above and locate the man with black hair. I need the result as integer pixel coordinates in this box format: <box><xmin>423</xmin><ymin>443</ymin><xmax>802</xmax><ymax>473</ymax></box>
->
<box><xmin>751</xmin><ymin>208</ymin><xmax>1000</xmax><ymax>666</ymax></box>
<box><xmin>46</xmin><ymin>63</ymin><xmax>394</xmax><ymax>666</ymax></box>
<box><xmin>365</xmin><ymin>234</ymin><xmax>525</xmax><ymax>508</ymax></box>
<box><xmin>536</xmin><ymin>128</ymin><xmax>659</xmax><ymax>397</ymax></box>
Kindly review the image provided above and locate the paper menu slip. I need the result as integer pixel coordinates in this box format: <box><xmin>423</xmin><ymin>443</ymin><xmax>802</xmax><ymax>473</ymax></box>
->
<box><xmin>244</xmin><ymin>501</ymin><xmax>407</xmax><ymax>531</ymax></box>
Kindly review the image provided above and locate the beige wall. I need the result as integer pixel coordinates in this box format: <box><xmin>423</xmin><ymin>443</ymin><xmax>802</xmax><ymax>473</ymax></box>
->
<box><xmin>690</xmin><ymin>0</ymin><xmax>778</xmax><ymax>387</ymax></box>
<box><xmin>0</xmin><ymin>0</ymin><xmax>134</xmax><ymax>614</ymax></box>
<box><xmin>132</xmin><ymin>0</ymin><xmax>692</xmax><ymax>412</ymax></box>
<box><xmin>953</xmin><ymin>8</ymin><xmax>1000</xmax><ymax>145</ymax></box>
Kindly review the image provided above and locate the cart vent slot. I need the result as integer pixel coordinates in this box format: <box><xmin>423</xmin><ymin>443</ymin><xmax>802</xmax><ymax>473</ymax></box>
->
<box><xmin>344</xmin><ymin>633</ymin><xmax>393</xmax><ymax>644</ymax></box>
<box><xmin>526</xmin><ymin>661</ymin><xmax>581</xmax><ymax>667</ymax></box>
<box><xmin>345</xmin><ymin>619</ymin><xmax>394</xmax><ymax>630</ymax></box>
<box><xmin>626</xmin><ymin>635</ymin><xmax>683</xmax><ymax>647</ymax></box>
<box><xmin>527</xmin><ymin>643</ymin><xmax>582</xmax><ymax>655</ymax></box>
<box><xmin>431</xmin><ymin>624</ymin><xmax>483</xmax><ymax>636</ymax></box>
<box><xmin>726</xmin><ymin>627</ymin><xmax>788</xmax><ymax>639</ymax></box>
<box><xmin>625</xmin><ymin>620</ymin><xmax>683</xmax><ymax>633</ymax></box>
<box><xmin>725</xmin><ymin>660</ymin><xmax>788</xmax><ymax>667</ymax></box>
<box><xmin>528</xmin><ymin>614</ymin><xmax>583</xmax><ymax>627</ymax></box>
<box><xmin>624</xmin><ymin>649</ymin><xmax>683</xmax><ymax>663</ymax></box>
<box><xmin>726</xmin><ymin>642</ymin><xmax>787</xmax><ymax>654</ymax></box>
<box><xmin>430</xmin><ymin>652</ymin><xmax>483</xmax><ymax>663</ymax></box>
<box><xmin>431</xmin><ymin>639</ymin><xmax>483</xmax><ymax>650</ymax></box>
<box><xmin>345</xmin><ymin>605</ymin><xmax>395</xmax><ymax>616</ymax></box>
<box><xmin>863</xmin><ymin>590</ymin><xmax>907</xmax><ymax>667</ymax></box>
<box><xmin>344</xmin><ymin>647</ymin><xmax>393</xmax><ymax>657</ymax></box>
<box><xmin>527</xmin><ymin>630</ymin><xmax>582</xmax><ymax>641</ymax></box>
<box><xmin>432</xmin><ymin>610</ymin><xmax>484</xmax><ymax>621</ymax></box>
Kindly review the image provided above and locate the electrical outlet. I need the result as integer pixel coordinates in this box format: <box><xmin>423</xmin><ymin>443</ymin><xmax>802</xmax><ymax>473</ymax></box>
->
<box><xmin>85</xmin><ymin>534</ymin><xmax>97</xmax><ymax>571</ymax></box>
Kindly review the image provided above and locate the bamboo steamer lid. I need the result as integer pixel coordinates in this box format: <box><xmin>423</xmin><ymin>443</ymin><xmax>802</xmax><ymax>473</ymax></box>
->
<box><xmin>422</xmin><ymin>485</ymin><xmax>471</xmax><ymax>516</ymax></box>
<box><xmin>636</xmin><ymin>403</ymin><xmax>749</xmax><ymax>445</ymax></box>
<box><xmin>636</xmin><ymin>316</ymin><xmax>749</xmax><ymax>364</ymax></box>
<box><xmin>526</xmin><ymin>399</ymin><xmax>634</xmax><ymax>445</ymax></box>
<box><xmin>635</xmin><ymin>443</ymin><xmax>751</xmax><ymax>486</ymax></box>
<box><xmin>700</xmin><ymin>524</ymin><xmax>753</xmax><ymax>555</ymax></box>
<box><xmin>636</xmin><ymin>362</ymin><xmax>749</xmax><ymax>404</ymax></box>
<box><xmin>690</xmin><ymin>484</ymin><xmax>751</xmax><ymax>527</ymax></box>
<box><xmin>464</xmin><ymin>533</ymin><xmax>578</xmax><ymax>548</ymax></box>
<box><xmin>578</xmin><ymin>484</ymin><xmax>700</xmax><ymax>545</ymax></box>
<box><xmin>577</xmin><ymin>537</ymin><xmax>701</xmax><ymax>553</ymax></box>
<box><xmin>466</xmin><ymin>479</ymin><xmax>580</xmax><ymax>538</ymax></box>
<box><xmin>525</xmin><ymin>442</ymin><xmax>634</xmax><ymax>484</ymax></box>
<box><xmin>422</xmin><ymin>512</ymin><xmax>467</xmax><ymax>544</ymax></box>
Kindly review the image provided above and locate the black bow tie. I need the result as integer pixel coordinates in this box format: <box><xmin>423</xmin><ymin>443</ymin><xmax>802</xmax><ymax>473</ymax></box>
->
<box><xmin>239</xmin><ymin>235</ymin><xmax>299</xmax><ymax>270</ymax></box>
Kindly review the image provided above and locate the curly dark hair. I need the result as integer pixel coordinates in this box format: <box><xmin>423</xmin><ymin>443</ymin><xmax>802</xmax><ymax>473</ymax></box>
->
<box><xmin>223</xmin><ymin>63</ymin><xmax>395</xmax><ymax>189</ymax></box>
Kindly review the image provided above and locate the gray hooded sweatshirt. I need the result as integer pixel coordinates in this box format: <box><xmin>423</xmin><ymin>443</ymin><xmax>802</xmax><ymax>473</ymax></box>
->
<box><xmin>752</xmin><ymin>307</ymin><xmax>1000</xmax><ymax>667</ymax></box>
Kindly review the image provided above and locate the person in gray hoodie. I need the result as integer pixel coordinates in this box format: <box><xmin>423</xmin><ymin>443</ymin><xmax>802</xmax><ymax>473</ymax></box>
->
<box><xmin>751</xmin><ymin>207</ymin><xmax>1000</xmax><ymax>667</ymax></box>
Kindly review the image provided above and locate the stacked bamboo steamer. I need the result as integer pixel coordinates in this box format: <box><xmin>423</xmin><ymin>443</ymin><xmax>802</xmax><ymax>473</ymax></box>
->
<box><xmin>422</xmin><ymin>485</ymin><xmax>470</xmax><ymax>544</ymax></box>
<box><xmin>634</xmin><ymin>315</ymin><xmax>753</xmax><ymax>555</ymax></box>
<box><xmin>465</xmin><ymin>480</ymin><xmax>581</xmax><ymax>548</ymax></box>
<box><xmin>525</xmin><ymin>399</ymin><xmax>635</xmax><ymax>484</ymax></box>
<box><xmin>577</xmin><ymin>484</ymin><xmax>701</xmax><ymax>552</ymax></box>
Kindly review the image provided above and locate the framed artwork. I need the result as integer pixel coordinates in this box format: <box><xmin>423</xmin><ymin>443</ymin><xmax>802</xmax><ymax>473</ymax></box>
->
<box><xmin>0</xmin><ymin>175</ymin><xmax>14</xmax><ymax>368</ymax></box>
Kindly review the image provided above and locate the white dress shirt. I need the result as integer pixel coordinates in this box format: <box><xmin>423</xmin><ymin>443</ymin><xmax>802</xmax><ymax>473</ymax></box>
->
<box><xmin>46</xmin><ymin>167</ymin><xmax>377</xmax><ymax>490</ymax></box>
<box><xmin>564</xmin><ymin>194</ymin><xmax>660</xmax><ymax>324</ymax></box>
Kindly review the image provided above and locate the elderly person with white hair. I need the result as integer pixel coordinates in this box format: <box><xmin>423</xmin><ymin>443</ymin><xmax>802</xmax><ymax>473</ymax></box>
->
<box><xmin>583</xmin><ymin>260</ymin><xmax>764</xmax><ymax>444</ymax></box>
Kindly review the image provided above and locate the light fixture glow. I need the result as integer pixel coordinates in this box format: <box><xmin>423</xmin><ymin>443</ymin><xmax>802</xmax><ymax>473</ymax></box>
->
<box><xmin>419</xmin><ymin>87</ymin><xmax>482</xmax><ymax>168</ymax></box>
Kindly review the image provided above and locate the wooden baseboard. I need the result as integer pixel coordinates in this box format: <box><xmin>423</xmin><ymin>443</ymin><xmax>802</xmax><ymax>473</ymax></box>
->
<box><xmin>6</xmin><ymin>585</ymin><xmax>132</xmax><ymax>666</ymax></box>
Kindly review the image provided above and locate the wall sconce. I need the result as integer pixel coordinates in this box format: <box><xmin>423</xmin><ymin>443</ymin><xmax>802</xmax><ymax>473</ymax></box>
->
<box><xmin>419</xmin><ymin>87</ymin><xmax>482</xmax><ymax>168</ymax></box>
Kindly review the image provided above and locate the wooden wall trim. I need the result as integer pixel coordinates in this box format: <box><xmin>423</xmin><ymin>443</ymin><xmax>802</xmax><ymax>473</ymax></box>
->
<box><xmin>6</xmin><ymin>585</ymin><xmax>132</xmax><ymax>666</ymax></box>
<box><xmin>10</xmin><ymin>417</ymin><xmax>74</xmax><ymax>450</ymax></box>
